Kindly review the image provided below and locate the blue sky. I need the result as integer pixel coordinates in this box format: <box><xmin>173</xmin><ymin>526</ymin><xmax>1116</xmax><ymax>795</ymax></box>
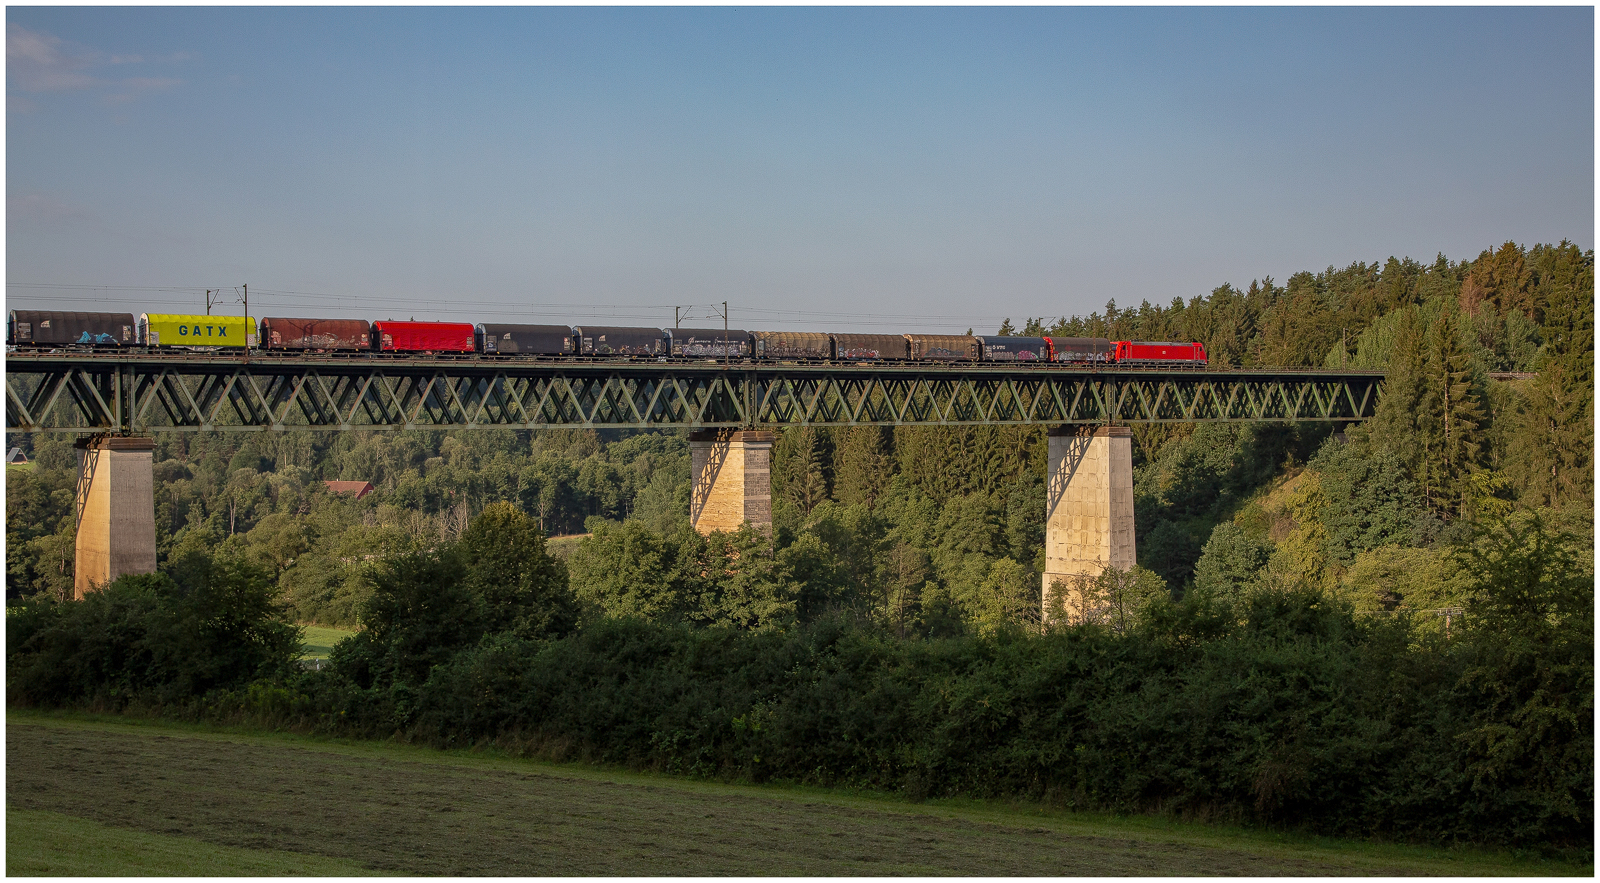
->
<box><xmin>6</xmin><ymin>7</ymin><xmax>1593</xmax><ymax>333</ymax></box>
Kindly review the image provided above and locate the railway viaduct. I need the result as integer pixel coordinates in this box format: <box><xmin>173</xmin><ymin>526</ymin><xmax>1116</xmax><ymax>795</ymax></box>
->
<box><xmin>6</xmin><ymin>353</ymin><xmax>1382</xmax><ymax>615</ymax></box>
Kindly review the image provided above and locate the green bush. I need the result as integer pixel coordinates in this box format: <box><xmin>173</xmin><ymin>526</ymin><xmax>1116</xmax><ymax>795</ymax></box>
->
<box><xmin>6</xmin><ymin>558</ymin><xmax>301</xmax><ymax>708</ymax></box>
<box><xmin>317</xmin><ymin>585</ymin><xmax>1588</xmax><ymax>850</ymax></box>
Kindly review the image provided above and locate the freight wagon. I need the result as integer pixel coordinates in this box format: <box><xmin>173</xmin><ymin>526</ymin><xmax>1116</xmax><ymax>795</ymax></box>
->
<box><xmin>832</xmin><ymin>333</ymin><xmax>910</xmax><ymax>360</ymax></box>
<box><xmin>1050</xmin><ymin>337</ymin><xmax>1114</xmax><ymax>364</ymax></box>
<box><xmin>139</xmin><ymin>314</ymin><xmax>256</xmax><ymax>348</ymax></box>
<box><xmin>977</xmin><ymin>336</ymin><xmax>1051</xmax><ymax>361</ymax></box>
<box><xmin>575</xmin><ymin>326</ymin><xmax>669</xmax><ymax>356</ymax></box>
<box><xmin>8</xmin><ymin>311</ymin><xmax>136</xmax><ymax>347</ymax></box>
<box><xmin>476</xmin><ymin>324</ymin><xmax>576</xmax><ymax>356</ymax></box>
<box><xmin>669</xmin><ymin>328</ymin><xmax>753</xmax><ymax>359</ymax></box>
<box><xmin>754</xmin><ymin>331</ymin><xmax>832</xmax><ymax>360</ymax></box>
<box><xmin>908</xmin><ymin>334</ymin><xmax>982</xmax><ymax>361</ymax></box>
<box><xmin>373</xmin><ymin>320</ymin><xmax>476</xmax><ymax>353</ymax></box>
<box><xmin>1113</xmin><ymin>340</ymin><xmax>1207</xmax><ymax>366</ymax></box>
<box><xmin>260</xmin><ymin>317</ymin><xmax>371</xmax><ymax>351</ymax></box>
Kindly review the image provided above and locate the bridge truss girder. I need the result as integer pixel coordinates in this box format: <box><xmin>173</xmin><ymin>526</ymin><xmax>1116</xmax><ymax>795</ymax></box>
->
<box><xmin>6</xmin><ymin>355</ymin><xmax>1380</xmax><ymax>433</ymax></box>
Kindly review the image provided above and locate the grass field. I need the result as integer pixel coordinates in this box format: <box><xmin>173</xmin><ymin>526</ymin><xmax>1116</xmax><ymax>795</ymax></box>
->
<box><xmin>8</xmin><ymin>810</ymin><xmax>380</xmax><ymax>876</ymax></box>
<box><xmin>545</xmin><ymin>533</ymin><xmax>589</xmax><ymax>559</ymax></box>
<box><xmin>7</xmin><ymin>712</ymin><xmax>1586</xmax><ymax>876</ymax></box>
<box><xmin>298</xmin><ymin>625</ymin><xmax>356</xmax><ymax>660</ymax></box>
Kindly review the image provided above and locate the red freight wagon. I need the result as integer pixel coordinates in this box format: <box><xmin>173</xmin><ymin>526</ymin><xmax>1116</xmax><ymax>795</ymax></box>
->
<box><xmin>1113</xmin><ymin>341</ymin><xmax>1207</xmax><ymax>366</ymax></box>
<box><xmin>373</xmin><ymin>320</ymin><xmax>476</xmax><ymax>353</ymax></box>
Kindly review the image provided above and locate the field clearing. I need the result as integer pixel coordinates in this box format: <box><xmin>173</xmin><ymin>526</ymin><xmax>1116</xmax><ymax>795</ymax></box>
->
<box><xmin>545</xmin><ymin>533</ymin><xmax>589</xmax><ymax>559</ymax></box>
<box><xmin>298</xmin><ymin>625</ymin><xmax>356</xmax><ymax>660</ymax></box>
<box><xmin>6</xmin><ymin>712</ymin><xmax>1587</xmax><ymax>876</ymax></box>
<box><xmin>8</xmin><ymin>809</ymin><xmax>380</xmax><ymax>876</ymax></box>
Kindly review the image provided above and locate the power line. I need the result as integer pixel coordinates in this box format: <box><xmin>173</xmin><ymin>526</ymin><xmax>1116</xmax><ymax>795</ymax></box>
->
<box><xmin>5</xmin><ymin>282</ymin><xmax>1041</xmax><ymax>330</ymax></box>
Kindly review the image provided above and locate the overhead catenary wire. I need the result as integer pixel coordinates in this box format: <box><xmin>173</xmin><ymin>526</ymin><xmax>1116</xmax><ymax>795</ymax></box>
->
<box><xmin>7</xmin><ymin>281</ymin><xmax>1053</xmax><ymax>331</ymax></box>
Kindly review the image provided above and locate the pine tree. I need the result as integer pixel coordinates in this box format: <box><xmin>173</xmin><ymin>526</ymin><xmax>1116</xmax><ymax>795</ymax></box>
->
<box><xmin>997</xmin><ymin>318</ymin><xmax>1016</xmax><ymax>336</ymax></box>
<box><xmin>832</xmin><ymin>425</ymin><xmax>893</xmax><ymax>509</ymax></box>
<box><xmin>1369</xmin><ymin>306</ymin><xmax>1428</xmax><ymax>476</ymax></box>
<box><xmin>1416</xmin><ymin>310</ymin><xmax>1486</xmax><ymax>517</ymax></box>
<box><xmin>783</xmin><ymin>427</ymin><xmax>831</xmax><ymax>515</ymax></box>
<box><xmin>1507</xmin><ymin>257</ymin><xmax>1594</xmax><ymax>508</ymax></box>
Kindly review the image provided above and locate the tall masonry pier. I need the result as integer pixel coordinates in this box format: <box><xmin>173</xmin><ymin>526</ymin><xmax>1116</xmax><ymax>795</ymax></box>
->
<box><xmin>688</xmin><ymin>430</ymin><xmax>775</xmax><ymax>534</ymax></box>
<box><xmin>1042</xmin><ymin>425</ymin><xmax>1135</xmax><ymax>620</ymax></box>
<box><xmin>74</xmin><ymin>435</ymin><xmax>158</xmax><ymax>598</ymax></box>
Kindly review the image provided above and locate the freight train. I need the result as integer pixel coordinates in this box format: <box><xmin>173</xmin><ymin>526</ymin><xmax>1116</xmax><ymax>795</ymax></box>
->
<box><xmin>7</xmin><ymin>310</ymin><xmax>1208</xmax><ymax>367</ymax></box>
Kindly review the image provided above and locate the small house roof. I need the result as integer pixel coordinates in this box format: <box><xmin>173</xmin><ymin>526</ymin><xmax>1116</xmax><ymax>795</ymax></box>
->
<box><xmin>324</xmin><ymin>480</ymin><xmax>374</xmax><ymax>499</ymax></box>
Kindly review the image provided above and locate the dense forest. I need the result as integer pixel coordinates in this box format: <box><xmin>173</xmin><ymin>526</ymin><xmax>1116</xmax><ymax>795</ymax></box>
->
<box><xmin>7</xmin><ymin>239</ymin><xmax>1593</xmax><ymax>850</ymax></box>
<box><xmin>9</xmin><ymin>239</ymin><xmax>1591</xmax><ymax>628</ymax></box>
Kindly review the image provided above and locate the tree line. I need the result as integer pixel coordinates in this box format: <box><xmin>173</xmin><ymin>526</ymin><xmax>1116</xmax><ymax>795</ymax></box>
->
<box><xmin>5</xmin><ymin>238</ymin><xmax>1591</xmax><ymax>852</ymax></box>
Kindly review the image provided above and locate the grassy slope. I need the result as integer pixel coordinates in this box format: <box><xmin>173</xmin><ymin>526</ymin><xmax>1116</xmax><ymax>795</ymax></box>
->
<box><xmin>8</xmin><ymin>810</ymin><xmax>381</xmax><ymax>876</ymax></box>
<box><xmin>7</xmin><ymin>711</ymin><xmax>1587</xmax><ymax>877</ymax></box>
<box><xmin>298</xmin><ymin>625</ymin><xmax>357</xmax><ymax>660</ymax></box>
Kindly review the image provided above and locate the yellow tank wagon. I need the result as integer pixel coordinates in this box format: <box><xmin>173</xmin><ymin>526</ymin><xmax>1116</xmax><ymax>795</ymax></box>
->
<box><xmin>138</xmin><ymin>314</ymin><xmax>257</xmax><ymax>348</ymax></box>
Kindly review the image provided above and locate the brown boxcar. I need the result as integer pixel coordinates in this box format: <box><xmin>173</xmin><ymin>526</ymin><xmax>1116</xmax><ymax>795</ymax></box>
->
<box><xmin>832</xmin><ymin>333</ymin><xmax>910</xmax><ymax>360</ymax></box>
<box><xmin>1049</xmin><ymin>337</ymin><xmax>1113</xmax><ymax>364</ymax></box>
<box><xmin>907</xmin><ymin>334</ymin><xmax>981</xmax><ymax>361</ymax></box>
<box><xmin>9</xmin><ymin>310</ymin><xmax>136</xmax><ymax>346</ymax></box>
<box><xmin>670</xmin><ymin>328</ymin><xmax>752</xmax><ymax>359</ymax></box>
<box><xmin>574</xmin><ymin>326</ymin><xmax>668</xmax><ymax>356</ymax></box>
<box><xmin>373</xmin><ymin>320</ymin><xmax>476</xmax><ymax>352</ymax></box>
<box><xmin>477</xmin><ymin>324</ymin><xmax>575</xmax><ymax>355</ymax></box>
<box><xmin>260</xmin><ymin>317</ymin><xmax>371</xmax><ymax>351</ymax></box>
<box><xmin>754</xmin><ymin>331</ymin><xmax>832</xmax><ymax>360</ymax></box>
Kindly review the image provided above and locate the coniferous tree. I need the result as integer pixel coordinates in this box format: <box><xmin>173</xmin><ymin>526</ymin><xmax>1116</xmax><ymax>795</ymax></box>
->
<box><xmin>783</xmin><ymin>427</ymin><xmax>831</xmax><ymax>515</ymax></box>
<box><xmin>832</xmin><ymin>425</ymin><xmax>893</xmax><ymax>509</ymax></box>
<box><xmin>1369</xmin><ymin>307</ymin><xmax>1428</xmax><ymax>476</ymax></box>
<box><xmin>1507</xmin><ymin>257</ymin><xmax>1594</xmax><ymax>507</ymax></box>
<box><xmin>1416</xmin><ymin>310</ymin><xmax>1487</xmax><ymax>517</ymax></box>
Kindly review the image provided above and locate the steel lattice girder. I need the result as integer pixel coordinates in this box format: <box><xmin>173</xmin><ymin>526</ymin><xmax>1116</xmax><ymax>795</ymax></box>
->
<box><xmin>5</xmin><ymin>353</ymin><xmax>1381</xmax><ymax>432</ymax></box>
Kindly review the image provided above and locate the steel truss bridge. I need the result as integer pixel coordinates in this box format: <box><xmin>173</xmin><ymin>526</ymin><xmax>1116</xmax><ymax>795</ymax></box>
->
<box><xmin>6</xmin><ymin>353</ymin><xmax>1382</xmax><ymax>434</ymax></box>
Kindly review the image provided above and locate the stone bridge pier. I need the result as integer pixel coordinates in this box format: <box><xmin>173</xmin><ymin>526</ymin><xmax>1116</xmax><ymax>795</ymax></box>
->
<box><xmin>688</xmin><ymin>430</ymin><xmax>775</xmax><ymax>535</ymax></box>
<box><xmin>74</xmin><ymin>435</ymin><xmax>158</xmax><ymax>598</ymax></box>
<box><xmin>1042</xmin><ymin>425</ymin><xmax>1136</xmax><ymax>621</ymax></box>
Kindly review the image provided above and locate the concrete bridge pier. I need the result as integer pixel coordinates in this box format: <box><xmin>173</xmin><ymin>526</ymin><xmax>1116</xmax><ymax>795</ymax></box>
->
<box><xmin>688</xmin><ymin>430</ymin><xmax>775</xmax><ymax>535</ymax></box>
<box><xmin>74</xmin><ymin>435</ymin><xmax>157</xmax><ymax>598</ymax></box>
<box><xmin>1042</xmin><ymin>425</ymin><xmax>1136</xmax><ymax>622</ymax></box>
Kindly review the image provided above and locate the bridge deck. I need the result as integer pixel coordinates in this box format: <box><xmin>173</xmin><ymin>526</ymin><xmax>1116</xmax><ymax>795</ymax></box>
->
<box><xmin>6</xmin><ymin>352</ymin><xmax>1382</xmax><ymax>432</ymax></box>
